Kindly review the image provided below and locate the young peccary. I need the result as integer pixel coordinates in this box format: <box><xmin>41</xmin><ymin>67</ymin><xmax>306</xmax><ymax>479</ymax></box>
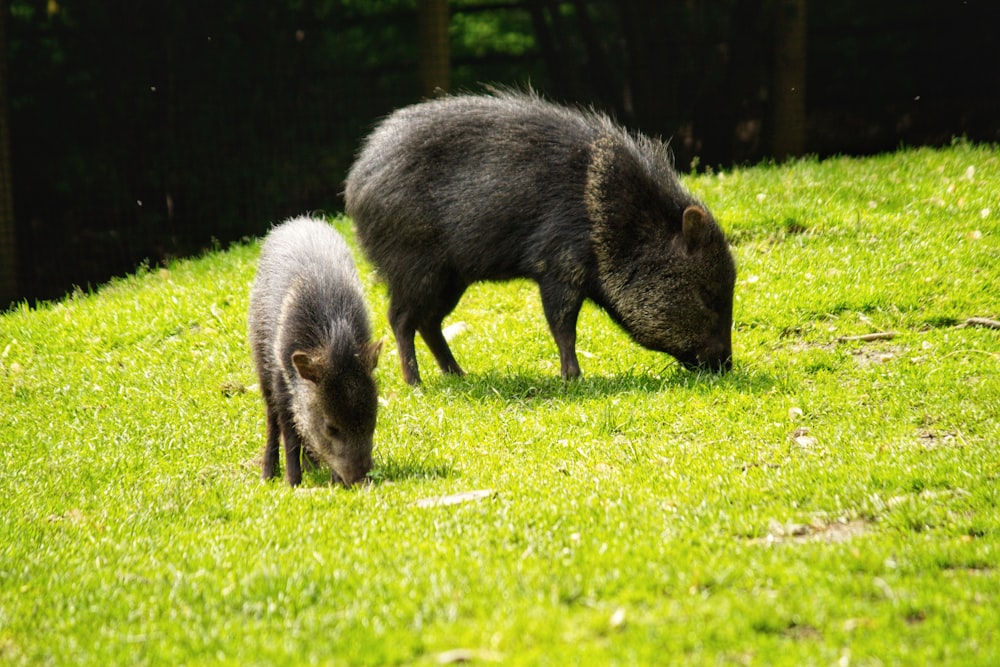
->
<box><xmin>248</xmin><ymin>216</ymin><xmax>382</xmax><ymax>486</ymax></box>
<box><xmin>345</xmin><ymin>90</ymin><xmax>735</xmax><ymax>385</ymax></box>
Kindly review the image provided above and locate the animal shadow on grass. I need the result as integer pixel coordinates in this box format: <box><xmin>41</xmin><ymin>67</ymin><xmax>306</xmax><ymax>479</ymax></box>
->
<box><xmin>431</xmin><ymin>362</ymin><xmax>779</xmax><ymax>403</ymax></box>
<box><xmin>289</xmin><ymin>459</ymin><xmax>452</xmax><ymax>488</ymax></box>
<box><xmin>368</xmin><ymin>456</ymin><xmax>453</xmax><ymax>485</ymax></box>
<box><xmin>257</xmin><ymin>454</ymin><xmax>452</xmax><ymax>488</ymax></box>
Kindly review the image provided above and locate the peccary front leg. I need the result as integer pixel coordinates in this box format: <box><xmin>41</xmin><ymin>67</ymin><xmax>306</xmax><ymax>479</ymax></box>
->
<box><xmin>261</xmin><ymin>407</ymin><xmax>281</xmax><ymax>480</ymax></box>
<box><xmin>420</xmin><ymin>325</ymin><xmax>465</xmax><ymax>376</ymax></box>
<box><xmin>278</xmin><ymin>412</ymin><xmax>304</xmax><ymax>486</ymax></box>
<box><xmin>418</xmin><ymin>278</ymin><xmax>467</xmax><ymax>377</ymax></box>
<box><xmin>539</xmin><ymin>281</ymin><xmax>584</xmax><ymax>379</ymax></box>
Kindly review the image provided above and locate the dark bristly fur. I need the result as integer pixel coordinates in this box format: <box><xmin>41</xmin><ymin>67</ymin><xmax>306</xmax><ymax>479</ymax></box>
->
<box><xmin>345</xmin><ymin>90</ymin><xmax>734</xmax><ymax>385</ymax></box>
<box><xmin>248</xmin><ymin>216</ymin><xmax>381</xmax><ymax>486</ymax></box>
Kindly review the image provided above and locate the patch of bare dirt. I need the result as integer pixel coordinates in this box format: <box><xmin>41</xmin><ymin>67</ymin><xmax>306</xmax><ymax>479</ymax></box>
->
<box><xmin>749</xmin><ymin>518</ymin><xmax>871</xmax><ymax>546</ymax></box>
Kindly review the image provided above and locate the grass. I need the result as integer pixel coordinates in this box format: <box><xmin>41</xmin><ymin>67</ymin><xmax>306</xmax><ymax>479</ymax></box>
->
<box><xmin>1</xmin><ymin>141</ymin><xmax>998</xmax><ymax>665</ymax></box>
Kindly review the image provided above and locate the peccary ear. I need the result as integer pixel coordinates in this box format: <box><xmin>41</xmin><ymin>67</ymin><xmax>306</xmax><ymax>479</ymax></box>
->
<box><xmin>291</xmin><ymin>350</ymin><xmax>324</xmax><ymax>384</ymax></box>
<box><xmin>359</xmin><ymin>338</ymin><xmax>384</xmax><ymax>373</ymax></box>
<box><xmin>682</xmin><ymin>206</ymin><xmax>711</xmax><ymax>250</ymax></box>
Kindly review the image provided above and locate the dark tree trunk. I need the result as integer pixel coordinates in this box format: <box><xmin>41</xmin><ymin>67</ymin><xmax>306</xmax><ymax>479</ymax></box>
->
<box><xmin>0</xmin><ymin>0</ymin><xmax>17</xmax><ymax>307</ymax></box>
<box><xmin>527</xmin><ymin>0</ymin><xmax>585</xmax><ymax>102</ymax></box>
<box><xmin>567</xmin><ymin>0</ymin><xmax>621</xmax><ymax>116</ymax></box>
<box><xmin>770</xmin><ymin>0</ymin><xmax>807</xmax><ymax>159</ymax></box>
<box><xmin>418</xmin><ymin>0</ymin><xmax>451</xmax><ymax>95</ymax></box>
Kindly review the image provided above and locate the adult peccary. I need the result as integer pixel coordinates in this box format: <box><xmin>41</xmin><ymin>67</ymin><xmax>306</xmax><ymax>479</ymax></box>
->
<box><xmin>345</xmin><ymin>90</ymin><xmax>735</xmax><ymax>385</ymax></box>
<box><xmin>248</xmin><ymin>215</ymin><xmax>382</xmax><ymax>486</ymax></box>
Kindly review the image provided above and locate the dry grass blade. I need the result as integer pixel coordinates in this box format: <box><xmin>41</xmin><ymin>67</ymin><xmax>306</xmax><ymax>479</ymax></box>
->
<box><xmin>960</xmin><ymin>317</ymin><xmax>1000</xmax><ymax>330</ymax></box>
<box><xmin>414</xmin><ymin>489</ymin><xmax>495</xmax><ymax>508</ymax></box>
<box><xmin>836</xmin><ymin>332</ymin><xmax>900</xmax><ymax>342</ymax></box>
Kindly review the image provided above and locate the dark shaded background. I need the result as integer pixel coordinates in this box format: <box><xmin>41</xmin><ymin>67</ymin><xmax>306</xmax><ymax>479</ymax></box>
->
<box><xmin>2</xmin><ymin>0</ymin><xmax>998</xmax><ymax>307</ymax></box>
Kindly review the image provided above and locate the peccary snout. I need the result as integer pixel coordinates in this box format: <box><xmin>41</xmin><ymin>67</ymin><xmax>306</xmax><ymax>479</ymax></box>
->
<box><xmin>679</xmin><ymin>338</ymin><xmax>733</xmax><ymax>373</ymax></box>
<box><xmin>330</xmin><ymin>450</ymin><xmax>373</xmax><ymax>487</ymax></box>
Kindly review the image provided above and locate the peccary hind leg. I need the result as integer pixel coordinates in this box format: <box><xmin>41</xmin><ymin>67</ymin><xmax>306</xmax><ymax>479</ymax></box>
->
<box><xmin>418</xmin><ymin>277</ymin><xmax>467</xmax><ymax>378</ymax></box>
<box><xmin>539</xmin><ymin>280</ymin><xmax>584</xmax><ymax>380</ymax></box>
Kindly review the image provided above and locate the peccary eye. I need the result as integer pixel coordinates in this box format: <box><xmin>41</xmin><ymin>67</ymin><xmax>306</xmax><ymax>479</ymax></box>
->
<box><xmin>325</xmin><ymin>423</ymin><xmax>342</xmax><ymax>439</ymax></box>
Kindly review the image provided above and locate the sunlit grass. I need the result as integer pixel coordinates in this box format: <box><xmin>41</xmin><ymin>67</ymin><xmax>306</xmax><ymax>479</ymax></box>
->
<box><xmin>1</xmin><ymin>142</ymin><xmax>998</xmax><ymax>665</ymax></box>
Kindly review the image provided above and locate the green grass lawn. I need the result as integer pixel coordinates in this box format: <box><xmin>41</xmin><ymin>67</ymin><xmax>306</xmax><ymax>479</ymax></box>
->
<box><xmin>1</xmin><ymin>142</ymin><xmax>998</xmax><ymax>666</ymax></box>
